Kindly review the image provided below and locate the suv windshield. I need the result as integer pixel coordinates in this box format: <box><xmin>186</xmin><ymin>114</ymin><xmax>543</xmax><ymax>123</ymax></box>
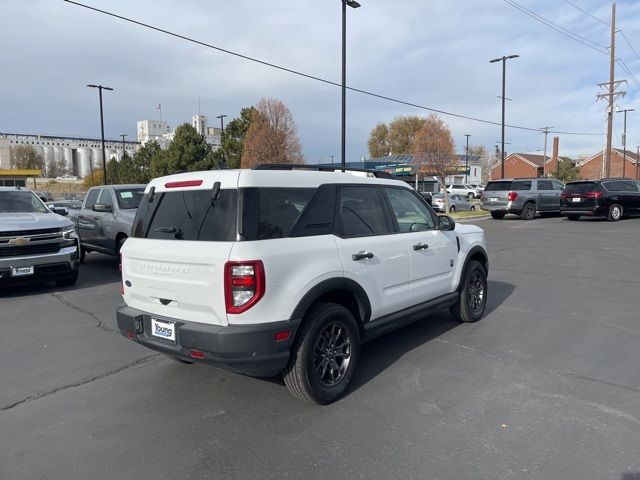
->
<box><xmin>132</xmin><ymin>189</ymin><xmax>238</xmax><ymax>241</ymax></box>
<box><xmin>0</xmin><ymin>190</ymin><xmax>48</xmax><ymax>213</ymax></box>
<box><xmin>115</xmin><ymin>188</ymin><xmax>145</xmax><ymax>209</ymax></box>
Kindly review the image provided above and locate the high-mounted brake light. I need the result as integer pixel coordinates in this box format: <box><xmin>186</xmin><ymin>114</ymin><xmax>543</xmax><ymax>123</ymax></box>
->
<box><xmin>224</xmin><ymin>261</ymin><xmax>265</xmax><ymax>314</ymax></box>
<box><xmin>164</xmin><ymin>180</ymin><xmax>203</xmax><ymax>188</ymax></box>
<box><xmin>507</xmin><ymin>191</ymin><xmax>518</xmax><ymax>202</ymax></box>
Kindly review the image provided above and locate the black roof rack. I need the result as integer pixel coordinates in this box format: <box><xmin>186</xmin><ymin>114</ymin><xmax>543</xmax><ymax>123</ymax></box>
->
<box><xmin>252</xmin><ymin>163</ymin><xmax>396</xmax><ymax>179</ymax></box>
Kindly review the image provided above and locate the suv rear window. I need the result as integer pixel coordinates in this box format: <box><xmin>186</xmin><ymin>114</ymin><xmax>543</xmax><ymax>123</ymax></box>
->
<box><xmin>132</xmin><ymin>189</ymin><xmax>238</xmax><ymax>241</ymax></box>
<box><xmin>484</xmin><ymin>181</ymin><xmax>511</xmax><ymax>192</ymax></box>
<box><xmin>564</xmin><ymin>182</ymin><xmax>598</xmax><ymax>195</ymax></box>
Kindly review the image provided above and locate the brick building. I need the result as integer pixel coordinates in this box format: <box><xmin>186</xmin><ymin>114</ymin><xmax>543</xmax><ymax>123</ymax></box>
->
<box><xmin>576</xmin><ymin>148</ymin><xmax>639</xmax><ymax>180</ymax></box>
<box><xmin>490</xmin><ymin>137</ymin><xmax>562</xmax><ymax>180</ymax></box>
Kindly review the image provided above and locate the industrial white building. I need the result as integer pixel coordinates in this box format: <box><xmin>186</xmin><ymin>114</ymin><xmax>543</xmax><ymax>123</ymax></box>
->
<box><xmin>0</xmin><ymin>133</ymin><xmax>139</xmax><ymax>178</ymax></box>
<box><xmin>137</xmin><ymin>114</ymin><xmax>221</xmax><ymax>149</ymax></box>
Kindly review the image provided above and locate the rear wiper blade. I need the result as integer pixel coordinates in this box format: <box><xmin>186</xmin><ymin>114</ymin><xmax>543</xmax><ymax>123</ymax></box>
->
<box><xmin>153</xmin><ymin>226</ymin><xmax>183</xmax><ymax>239</ymax></box>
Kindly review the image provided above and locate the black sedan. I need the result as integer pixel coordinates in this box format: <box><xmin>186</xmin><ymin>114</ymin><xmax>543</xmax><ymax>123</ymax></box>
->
<box><xmin>560</xmin><ymin>179</ymin><xmax>640</xmax><ymax>221</ymax></box>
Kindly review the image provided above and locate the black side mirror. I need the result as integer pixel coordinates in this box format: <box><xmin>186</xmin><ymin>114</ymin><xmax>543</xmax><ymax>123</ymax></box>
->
<box><xmin>52</xmin><ymin>207</ymin><xmax>69</xmax><ymax>216</ymax></box>
<box><xmin>438</xmin><ymin>215</ymin><xmax>456</xmax><ymax>231</ymax></box>
<box><xmin>93</xmin><ymin>203</ymin><xmax>113</xmax><ymax>213</ymax></box>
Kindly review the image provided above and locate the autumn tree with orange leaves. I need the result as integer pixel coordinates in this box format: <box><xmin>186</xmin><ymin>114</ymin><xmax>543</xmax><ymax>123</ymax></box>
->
<box><xmin>412</xmin><ymin>114</ymin><xmax>458</xmax><ymax>213</ymax></box>
<box><xmin>240</xmin><ymin>98</ymin><xmax>304</xmax><ymax>168</ymax></box>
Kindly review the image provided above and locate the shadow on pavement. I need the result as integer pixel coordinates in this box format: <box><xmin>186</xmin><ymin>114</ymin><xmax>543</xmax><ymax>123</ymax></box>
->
<box><xmin>485</xmin><ymin>280</ymin><xmax>515</xmax><ymax>316</ymax></box>
<box><xmin>621</xmin><ymin>474</ymin><xmax>640</xmax><ymax>480</ymax></box>
<box><xmin>0</xmin><ymin>251</ymin><xmax>119</xmax><ymax>298</ymax></box>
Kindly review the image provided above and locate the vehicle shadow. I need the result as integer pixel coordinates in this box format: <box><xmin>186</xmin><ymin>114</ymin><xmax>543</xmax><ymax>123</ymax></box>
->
<box><xmin>0</xmin><ymin>252</ymin><xmax>119</xmax><ymax>299</ymax></box>
<box><xmin>621</xmin><ymin>474</ymin><xmax>640</xmax><ymax>480</ymax></box>
<box><xmin>346</xmin><ymin>279</ymin><xmax>515</xmax><ymax>396</ymax></box>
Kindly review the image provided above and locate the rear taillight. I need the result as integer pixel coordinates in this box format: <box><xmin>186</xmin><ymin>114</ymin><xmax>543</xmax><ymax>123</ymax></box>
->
<box><xmin>119</xmin><ymin>253</ymin><xmax>124</xmax><ymax>295</ymax></box>
<box><xmin>507</xmin><ymin>191</ymin><xmax>518</xmax><ymax>202</ymax></box>
<box><xmin>587</xmin><ymin>191</ymin><xmax>602</xmax><ymax>198</ymax></box>
<box><xmin>224</xmin><ymin>261</ymin><xmax>265</xmax><ymax>314</ymax></box>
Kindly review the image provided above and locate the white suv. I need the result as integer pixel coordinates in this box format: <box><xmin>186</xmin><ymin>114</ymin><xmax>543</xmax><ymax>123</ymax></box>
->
<box><xmin>117</xmin><ymin>166</ymin><xmax>489</xmax><ymax>404</ymax></box>
<box><xmin>447</xmin><ymin>184</ymin><xmax>478</xmax><ymax>199</ymax></box>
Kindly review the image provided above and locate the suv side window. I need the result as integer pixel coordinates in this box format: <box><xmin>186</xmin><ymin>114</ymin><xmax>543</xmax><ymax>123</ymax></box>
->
<box><xmin>98</xmin><ymin>189</ymin><xmax>114</xmax><ymax>208</ymax></box>
<box><xmin>537</xmin><ymin>180</ymin><xmax>553</xmax><ymax>190</ymax></box>
<box><xmin>384</xmin><ymin>187</ymin><xmax>436</xmax><ymax>233</ymax></box>
<box><xmin>552</xmin><ymin>180</ymin><xmax>564</xmax><ymax>190</ymax></box>
<box><xmin>336</xmin><ymin>186</ymin><xmax>393</xmax><ymax>237</ymax></box>
<box><xmin>511</xmin><ymin>180</ymin><xmax>532</xmax><ymax>190</ymax></box>
<box><xmin>84</xmin><ymin>189</ymin><xmax>100</xmax><ymax>209</ymax></box>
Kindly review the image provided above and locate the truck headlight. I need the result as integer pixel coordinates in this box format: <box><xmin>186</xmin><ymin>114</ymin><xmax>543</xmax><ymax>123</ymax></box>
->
<box><xmin>63</xmin><ymin>228</ymin><xmax>78</xmax><ymax>240</ymax></box>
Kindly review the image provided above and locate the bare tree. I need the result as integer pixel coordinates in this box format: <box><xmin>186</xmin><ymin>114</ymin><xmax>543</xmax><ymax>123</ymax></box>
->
<box><xmin>468</xmin><ymin>144</ymin><xmax>491</xmax><ymax>184</ymax></box>
<box><xmin>241</xmin><ymin>98</ymin><xmax>303</xmax><ymax>168</ymax></box>
<box><xmin>45</xmin><ymin>158</ymin><xmax>70</xmax><ymax>179</ymax></box>
<box><xmin>412</xmin><ymin>114</ymin><xmax>458</xmax><ymax>213</ymax></box>
<box><xmin>10</xmin><ymin>145</ymin><xmax>44</xmax><ymax>170</ymax></box>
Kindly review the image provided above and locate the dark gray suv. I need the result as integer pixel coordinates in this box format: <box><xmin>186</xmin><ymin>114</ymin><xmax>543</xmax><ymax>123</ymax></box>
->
<box><xmin>480</xmin><ymin>178</ymin><xmax>564</xmax><ymax>220</ymax></box>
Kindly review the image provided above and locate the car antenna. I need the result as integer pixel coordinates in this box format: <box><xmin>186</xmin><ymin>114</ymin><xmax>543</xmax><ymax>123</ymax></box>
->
<box><xmin>148</xmin><ymin>186</ymin><xmax>155</xmax><ymax>202</ymax></box>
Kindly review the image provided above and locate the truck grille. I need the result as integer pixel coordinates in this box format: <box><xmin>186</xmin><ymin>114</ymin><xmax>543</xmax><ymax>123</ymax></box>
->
<box><xmin>0</xmin><ymin>243</ymin><xmax>63</xmax><ymax>257</ymax></box>
<box><xmin>0</xmin><ymin>227</ymin><xmax>64</xmax><ymax>237</ymax></box>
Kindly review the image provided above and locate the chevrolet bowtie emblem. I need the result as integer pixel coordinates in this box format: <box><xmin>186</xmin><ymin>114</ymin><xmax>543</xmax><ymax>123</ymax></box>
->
<box><xmin>8</xmin><ymin>237</ymin><xmax>30</xmax><ymax>246</ymax></box>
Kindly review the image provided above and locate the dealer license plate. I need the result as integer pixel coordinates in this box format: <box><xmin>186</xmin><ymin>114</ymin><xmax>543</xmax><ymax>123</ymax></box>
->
<box><xmin>151</xmin><ymin>318</ymin><xmax>176</xmax><ymax>342</ymax></box>
<box><xmin>572</xmin><ymin>197</ymin><xmax>581</xmax><ymax>203</ymax></box>
<box><xmin>11</xmin><ymin>266</ymin><xmax>34</xmax><ymax>277</ymax></box>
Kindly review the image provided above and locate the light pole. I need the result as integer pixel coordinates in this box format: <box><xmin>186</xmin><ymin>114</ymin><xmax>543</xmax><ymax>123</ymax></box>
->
<box><xmin>341</xmin><ymin>0</ymin><xmax>361</xmax><ymax>169</ymax></box>
<box><xmin>87</xmin><ymin>84</ymin><xmax>113</xmax><ymax>184</ymax></box>
<box><xmin>617</xmin><ymin>108</ymin><xmax>634</xmax><ymax>178</ymax></box>
<box><xmin>490</xmin><ymin>55</ymin><xmax>519</xmax><ymax>179</ymax></box>
<box><xmin>216</xmin><ymin>114</ymin><xmax>227</xmax><ymax>168</ymax></box>
<box><xmin>120</xmin><ymin>134</ymin><xmax>127</xmax><ymax>159</ymax></box>
<box><xmin>464</xmin><ymin>134</ymin><xmax>471</xmax><ymax>184</ymax></box>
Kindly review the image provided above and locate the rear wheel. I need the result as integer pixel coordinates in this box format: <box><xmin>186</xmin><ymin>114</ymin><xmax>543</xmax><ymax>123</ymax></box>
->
<box><xmin>116</xmin><ymin>236</ymin><xmax>127</xmax><ymax>255</ymax></box>
<box><xmin>490</xmin><ymin>211</ymin><xmax>506</xmax><ymax>219</ymax></box>
<box><xmin>284</xmin><ymin>302</ymin><xmax>360</xmax><ymax>404</ymax></box>
<box><xmin>607</xmin><ymin>204</ymin><xmax>622</xmax><ymax>222</ymax></box>
<box><xmin>79</xmin><ymin>245</ymin><xmax>86</xmax><ymax>263</ymax></box>
<box><xmin>450</xmin><ymin>260</ymin><xmax>487</xmax><ymax>323</ymax></box>
<box><xmin>449</xmin><ymin>206</ymin><xmax>456</xmax><ymax>213</ymax></box>
<box><xmin>567</xmin><ymin>215</ymin><xmax>580</xmax><ymax>221</ymax></box>
<box><xmin>470</xmin><ymin>206</ymin><xmax>476</xmax><ymax>212</ymax></box>
<box><xmin>520</xmin><ymin>202</ymin><xmax>536</xmax><ymax>220</ymax></box>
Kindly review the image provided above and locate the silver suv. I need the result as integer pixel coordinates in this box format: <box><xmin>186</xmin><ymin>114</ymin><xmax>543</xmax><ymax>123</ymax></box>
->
<box><xmin>480</xmin><ymin>178</ymin><xmax>564</xmax><ymax>220</ymax></box>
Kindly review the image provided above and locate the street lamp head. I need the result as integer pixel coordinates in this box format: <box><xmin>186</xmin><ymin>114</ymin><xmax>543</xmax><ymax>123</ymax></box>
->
<box><xmin>489</xmin><ymin>58</ymin><xmax>502</xmax><ymax>63</ymax></box>
<box><xmin>216</xmin><ymin>114</ymin><xmax>227</xmax><ymax>119</ymax></box>
<box><xmin>103</xmin><ymin>86</ymin><xmax>114</xmax><ymax>91</ymax></box>
<box><xmin>86</xmin><ymin>84</ymin><xmax>98</xmax><ymax>88</ymax></box>
<box><xmin>506</xmin><ymin>54</ymin><xmax>520</xmax><ymax>60</ymax></box>
<box><xmin>346</xmin><ymin>0</ymin><xmax>361</xmax><ymax>8</ymax></box>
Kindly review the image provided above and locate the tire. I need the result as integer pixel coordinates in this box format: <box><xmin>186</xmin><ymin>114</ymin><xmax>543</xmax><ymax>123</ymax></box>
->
<box><xmin>449</xmin><ymin>206</ymin><xmax>456</xmax><ymax>213</ymax></box>
<box><xmin>79</xmin><ymin>245</ymin><xmax>86</xmax><ymax>263</ymax></box>
<box><xmin>284</xmin><ymin>302</ymin><xmax>360</xmax><ymax>404</ymax></box>
<box><xmin>490</xmin><ymin>211</ymin><xmax>506</xmax><ymax>219</ymax></box>
<box><xmin>520</xmin><ymin>202</ymin><xmax>536</xmax><ymax>220</ymax></box>
<box><xmin>55</xmin><ymin>269</ymin><xmax>79</xmax><ymax>287</ymax></box>
<box><xmin>607</xmin><ymin>204</ymin><xmax>622</xmax><ymax>222</ymax></box>
<box><xmin>450</xmin><ymin>260</ymin><xmax>487</xmax><ymax>323</ymax></box>
<box><xmin>468</xmin><ymin>193</ymin><xmax>474</xmax><ymax>200</ymax></box>
<box><xmin>470</xmin><ymin>206</ymin><xmax>476</xmax><ymax>212</ymax></box>
<box><xmin>116</xmin><ymin>236</ymin><xmax>127</xmax><ymax>256</ymax></box>
<box><xmin>567</xmin><ymin>215</ymin><xmax>580</xmax><ymax>221</ymax></box>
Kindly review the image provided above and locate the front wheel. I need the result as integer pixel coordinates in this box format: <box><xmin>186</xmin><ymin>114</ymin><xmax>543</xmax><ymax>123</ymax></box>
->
<box><xmin>449</xmin><ymin>206</ymin><xmax>456</xmax><ymax>213</ymax></box>
<box><xmin>450</xmin><ymin>260</ymin><xmax>487</xmax><ymax>323</ymax></box>
<box><xmin>607</xmin><ymin>204</ymin><xmax>622</xmax><ymax>222</ymax></box>
<box><xmin>470</xmin><ymin>206</ymin><xmax>476</xmax><ymax>212</ymax></box>
<box><xmin>284</xmin><ymin>302</ymin><xmax>360</xmax><ymax>404</ymax></box>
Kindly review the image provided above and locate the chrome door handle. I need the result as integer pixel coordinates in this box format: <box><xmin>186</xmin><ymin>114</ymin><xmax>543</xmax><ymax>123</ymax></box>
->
<box><xmin>352</xmin><ymin>251</ymin><xmax>374</xmax><ymax>261</ymax></box>
<box><xmin>413</xmin><ymin>242</ymin><xmax>429</xmax><ymax>251</ymax></box>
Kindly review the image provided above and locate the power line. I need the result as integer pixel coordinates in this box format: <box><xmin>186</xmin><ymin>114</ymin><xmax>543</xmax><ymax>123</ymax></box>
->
<box><xmin>63</xmin><ymin>0</ymin><xmax>603</xmax><ymax>137</ymax></box>
<box><xmin>503</xmin><ymin>0</ymin><xmax>608</xmax><ymax>54</ymax></box>
<box><xmin>617</xmin><ymin>59</ymin><xmax>640</xmax><ymax>89</ymax></box>
<box><xmin>620</xmin><ymin>31</ymin><xmax>640</xmax><ymax>65</ymax></box>
<box><xmin>563</xmin><ymin>0</ymin><xmax>610</xmax><ymax>27</ymax></box>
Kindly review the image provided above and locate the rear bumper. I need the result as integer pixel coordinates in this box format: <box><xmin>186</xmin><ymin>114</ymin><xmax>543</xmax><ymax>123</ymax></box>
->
<box><xmin>116</xmin><ymin>304</ymin><xmax>301</xmax><ymax>377</ymax></box>
<box><xmin>0</xmin><ymin>246</ymin><xmax>79</xmax><ymax>283</ymax></box>
<box><xmin>480</xmin><ymin>204</ymin><xmax>521</xmax><ymax>214</ymax></box>
<box><xmin>560</xmin><ymin>206</ymin><xmax>607</xmax><ymax>217</ymax></box>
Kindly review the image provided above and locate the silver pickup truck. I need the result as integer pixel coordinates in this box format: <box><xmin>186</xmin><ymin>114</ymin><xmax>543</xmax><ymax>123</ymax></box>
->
<box><xmin>0</xmin><ymin>187</ymin><xmax>80</xmax><ymax>286</ymax></box>
<box><xmin>77</xmin><ymin>184</ymin><xmax>146</xmax><ymax>261</ymax></box>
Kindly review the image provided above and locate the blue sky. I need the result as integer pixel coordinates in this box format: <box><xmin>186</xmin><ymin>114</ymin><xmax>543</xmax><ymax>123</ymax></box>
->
<box><xmin>1</xmin><ymin>0</ymin><xmax>639</xmax><ymax>162</ymax></box>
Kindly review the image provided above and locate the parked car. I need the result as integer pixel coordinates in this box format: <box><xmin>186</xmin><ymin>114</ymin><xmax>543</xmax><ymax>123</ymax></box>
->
<box><xmin>117</xmin><ymin>166</ymin><xmax>489</xmax><ymax>404</ymax></box>
<box><xmin>480</xmin><ymin>178</ymin><xmax>564</xmax><ymax>220</ymax></box>
<box><xmin>56</xmin><ymin>174</ymin><xmax>78</xmax><ymax>182</ymax></box>
<box><xmin>0</xmin><ymin>187</ymin><xmax>80</xmax><ymax>286</ymax></box>
<box><xmin>77</xmin><ymin>184</ymin><xmax>146</xmax><ymax>260</ymax></box>
<box><xmin>46</xmin><ymin>200</ymin><xmax>83</xmax><ymax>222</ymax></box>
<box><xmin>560</xmin><ymin>179</ymin><xmax>640</xmax><ymax>221</ymax></box>
<box><xmin>447</xmin><ymin>184</ymin><xmax>478</xmax><ymax>199</ymax></box>
<box><xmin>419</xmin><ymin>191</ymin><xmax>432</xmax><ymax>206</ymax></box>
<box><xmin>432</xmin><ymin>193</ymin><xmax>477</xmax><ymax>213</ymax></box>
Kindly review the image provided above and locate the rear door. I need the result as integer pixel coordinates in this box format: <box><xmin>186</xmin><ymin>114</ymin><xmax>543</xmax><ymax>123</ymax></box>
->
<box><xmin>121</xmin><ymin>173</ymin><xmax>240</xmax><ymax>326</ymax></box>
<box><xmin>333</xmin><ymin>185</ymin><xmax>410</xmax><ymax>321</ymax></box>
<box><xmin>482</xmin><ymin>181</ymin><xmax>511</xmax><ymax>207</ymax></box>
<box><xmin>383</xmin><ymin>187</ymin><xmax>458</xmax><ymax>302</ymax></box>
<box><xmin>536</xmin><ymin>180</ymin><xmax>555</xmax><ymax>211</ymax></box>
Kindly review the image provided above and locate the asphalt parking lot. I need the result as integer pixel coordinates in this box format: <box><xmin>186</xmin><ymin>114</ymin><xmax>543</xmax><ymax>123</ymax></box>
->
<box><xmin>2</xmin><ymin>216</ymin><xmax>640</xmax><ymax>480</ymax></box>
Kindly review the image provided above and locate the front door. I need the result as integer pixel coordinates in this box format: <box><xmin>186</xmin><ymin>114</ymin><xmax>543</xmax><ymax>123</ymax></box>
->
<box><xmin>95</xmin><ymin>188</ymin><xmax>116</xmax><ymax>252</ymax></box>
<box><xmin>333</xmin><ymin>185</ymin><xmax>410</xmax><ymax>321</ymax></box>
<box><xmin>383</xmin><ymin>187</ymin><xmax>458</xmax><ymax>303</ymax></box>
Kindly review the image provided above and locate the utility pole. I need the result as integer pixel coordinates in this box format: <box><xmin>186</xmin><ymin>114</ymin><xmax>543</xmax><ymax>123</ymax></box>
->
<box><xmin>490</xmin><ymin>55</ymin><xmax>519</xmax><ymax>179</ymax></box>
<box><xmin>120</xmin><ymin>134</ymin><xmax>127</xmax><ymax>159</ymax></box>
<box><xmin>341</xmin><ymin>0</ymin><xmax>361</xmax><ymax>169</ymax></box>
<box><xmin>540</xmin><ymin>126</ymin><xmax>553</xmax><ymax>177</ymax></box>
<box><xmin>464</xmin><ymin>134</ymin><xmax>471</xmax><ymax>183</ymax></box>
<box><xmin>87</xmin><ymin>84</ymin><xmax>113</xmax><ymax>185</ymax></box>
<box><xmin>329</xmin><ymin>154</ymin><xmax>335</xmax><ymax>164</ymax></box>
<box><xmin>617</xmin><ymin>108</ymin><xmax>633</xmax><ymax>178</ymax></box>
<box><xmin>216</xmin><ymin>114</ymin><xmax>227</xmax><ymax>169</ymax></box>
